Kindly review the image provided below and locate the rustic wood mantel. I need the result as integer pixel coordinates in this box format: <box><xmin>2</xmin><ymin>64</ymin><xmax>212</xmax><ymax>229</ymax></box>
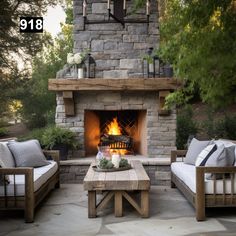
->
<box><xmin>48</xmin><ymin>78</ymin><xmax>182</xmax><ymax>116</ymax></box>
<box><xmin>48</xmin><ymin>78</ymin><xmax>181</xmax><ymax>91</ymax></box>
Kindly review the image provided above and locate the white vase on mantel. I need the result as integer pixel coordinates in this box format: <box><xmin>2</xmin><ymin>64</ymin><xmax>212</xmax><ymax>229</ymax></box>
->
<box><xmin>78</xmin><ymin>68</ymin><xmax>84</xmax><ymax>79</ymax></box>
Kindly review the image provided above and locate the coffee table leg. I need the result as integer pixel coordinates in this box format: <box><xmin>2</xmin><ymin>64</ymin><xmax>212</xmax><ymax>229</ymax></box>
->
<box><xmin>114</xmin><ymin>191</ymin><xmax>123</xmax><ymax>217</ymax></box>
<box><xmin>88</xmin><ymin>191</ymin><xmax>96</xmax><ymax>218</ymax></box>
<box><xmin>141</xmin><ymin>190</ymin><xmax>149</xmax><ymax>218</ymax></box>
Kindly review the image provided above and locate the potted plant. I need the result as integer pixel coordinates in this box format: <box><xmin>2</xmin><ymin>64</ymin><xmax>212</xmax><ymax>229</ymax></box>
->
<box><xmin>41</xmin><ymin>126</ymin><xmax>78</xmax><ymax>160</ymax></box>
<box><xmin>156</xmin><ymin>47</ymin><xmax>174</xmax><ymax>78</ymax></box>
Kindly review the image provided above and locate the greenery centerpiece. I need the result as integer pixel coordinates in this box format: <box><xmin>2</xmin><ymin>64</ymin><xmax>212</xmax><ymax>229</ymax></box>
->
<box><xmin>95</xmin><ymin>157</ymin><xmax>131</xmax><ymax>172</ymax></box>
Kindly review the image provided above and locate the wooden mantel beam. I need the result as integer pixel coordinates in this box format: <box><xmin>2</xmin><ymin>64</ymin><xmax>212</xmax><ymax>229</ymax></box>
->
<box><xmin>48</xmin><ymin>78</ymin><xmax>182</xmax><ymax>92</ymax></box>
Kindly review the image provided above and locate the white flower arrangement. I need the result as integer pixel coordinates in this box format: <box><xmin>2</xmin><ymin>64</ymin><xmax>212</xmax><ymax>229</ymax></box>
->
<box><xmin>67</xmin><ymin>53</ymin><xmax>75</xmax><ymax>64</ymax></box>
<box><xmin>67</xmin><ymin>50</ymin><xmax>88</xmax><ymax>65</ymax></box>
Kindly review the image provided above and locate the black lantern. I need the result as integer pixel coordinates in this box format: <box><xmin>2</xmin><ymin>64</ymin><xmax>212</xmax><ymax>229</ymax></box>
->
<box><xmin>86</xmin><ymin>53</ymin><xmax>96</xmax><ymax>78</ymax></box>
<box><xmin>142</xmin><ymin>47</ymin><xmax>161</xmax><ymax>78</ymax></box>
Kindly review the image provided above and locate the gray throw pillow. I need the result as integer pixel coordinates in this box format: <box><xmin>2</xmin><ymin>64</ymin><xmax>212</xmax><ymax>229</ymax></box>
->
<box><xmin>205</xmin><ymin>144</ymin><xmax>235</xmax><ymax>179</ymax></box>
<box><xmin>184</xmin><ymin>138</ymin><xmax>211</xmax><ymax>165</ymax></box>
<box><xmin>0</xmin><ymin>142</ymin><xmax>15</xmax><ymax>167</ymax></box>
<box><xmin>8</xmin><ymin>140</ymin><xmax>49</xmax><ymax>167</ymax></box>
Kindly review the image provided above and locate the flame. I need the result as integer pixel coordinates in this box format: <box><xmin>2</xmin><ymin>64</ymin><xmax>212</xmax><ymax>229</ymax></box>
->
<box><xmin>105</xmin><ymin>117</ymin><xmax>128</xmax><ymax>155</ymax></box>
<box><xmin>106</xmin><ymin>117</ymin><xmax>122</xmax><ymax>135</ymax></box>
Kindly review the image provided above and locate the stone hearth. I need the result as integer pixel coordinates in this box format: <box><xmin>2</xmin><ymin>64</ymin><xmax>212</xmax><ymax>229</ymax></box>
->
<box><xmin>60</xmin><ymin>156</ymin><xmax>171</xmax><ymax>186</ymax></box>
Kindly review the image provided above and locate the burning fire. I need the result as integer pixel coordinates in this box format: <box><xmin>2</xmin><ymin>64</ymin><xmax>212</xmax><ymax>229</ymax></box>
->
<box><xmin>106</xmin><ymin>117</ymin><xmax>122</xmax><ymax>135</ymax></box>
<box><xmin>105</xmin><ymin>117</ymin><xmax>127</xmax><ymax>155</ymax></box>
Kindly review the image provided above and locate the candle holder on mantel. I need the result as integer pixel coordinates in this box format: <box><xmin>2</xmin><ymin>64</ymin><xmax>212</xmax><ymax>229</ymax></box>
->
<box><xmin>142</xmin><ymin>47</ymin><xmax>162</xmax><ymax>78</ymax></box>
<box><xmin>82</xmin><ymin>0</ymin><xmax>150</xmax><ymax>30</ymax></box>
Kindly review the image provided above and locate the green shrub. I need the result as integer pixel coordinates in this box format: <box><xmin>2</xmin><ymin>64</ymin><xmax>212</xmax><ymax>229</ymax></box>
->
<box><xmin>176</xmin><ymin>105</ymin><xmax>198</xmax><ymax>149</ymax></box>
<box><xmin>41</xmin><ymin>126</ymin><xmax>78</xmax><ymax>150</ymax></box>
<box><xmin>0</xmin><ymin>127</ymin><xmax>8</xmax><ymax>137</ymax></box>
<box><xmin>201</xmin><ymin>114</ymin><xmax>236</xmax><ymax>140</ymax></box>
<box><xmin>224</xmin><ymin>116</ymin><xmax>236</xmax><ymax>140</ymax></box>
<box><xmin>18</xmin><ymin>127</ymin><xmax>46</xmax><ymax>144</ymax></box>
<box><xmin>25</xmin><ymin>114</ymin><xmax>47</xmax><ymax>130</ymax></box>
<box><xmin>0</xmin><ymin>119</ymin><xmax>10</xmax><ymax>127</ymax></box>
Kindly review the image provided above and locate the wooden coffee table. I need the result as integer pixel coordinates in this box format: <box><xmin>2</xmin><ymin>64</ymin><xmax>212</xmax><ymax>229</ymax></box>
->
<box><xmin>83</xmin><ymin>160</ymin><xmax>150</xmax><ymax>218</ymax></box>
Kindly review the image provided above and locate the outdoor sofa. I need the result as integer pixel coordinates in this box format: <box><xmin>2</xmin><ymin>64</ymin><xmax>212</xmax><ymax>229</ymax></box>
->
<box><xmin>171</xmin><ymin>139</ymin><xmax>236</xmax><ymax>221</ymax></box>
<box><xmin>0</xmin><ymin>139</ymin><xmax>60</xmax><ymax>223</ymax></box>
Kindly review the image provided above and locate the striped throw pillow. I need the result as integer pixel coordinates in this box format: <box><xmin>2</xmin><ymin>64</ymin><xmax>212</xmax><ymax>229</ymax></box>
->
<box><xmin>195</xmin><ymin>144</ymin><xmax>217</xmax><ymax>166</ymax></box>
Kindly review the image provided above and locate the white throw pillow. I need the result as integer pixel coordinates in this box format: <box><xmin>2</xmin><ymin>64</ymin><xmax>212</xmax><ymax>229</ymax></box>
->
<box><xmin>184</xmin><ymin>138</ymin><xmax>212</xmax><ymax>165</ymax></box>
<box><xmin>195</xmin><ymin>144</ymin><xmax>217</xmax><ymax>166</ymax></box>
<box><xmin>0</xmin><ymin>142</ymin><xmax>15</xmax><ymax>167</ymax></box>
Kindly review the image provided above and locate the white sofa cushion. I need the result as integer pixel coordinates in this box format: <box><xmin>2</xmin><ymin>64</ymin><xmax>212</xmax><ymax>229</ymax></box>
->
<box><xmin>171</xmin><ymin>162</ymin><xmax>236</xmax><ymax>194</ymax></box>
<box><xmin>0</xmin><ymin>161</ymin><xmax>58</xmax><ymax>196</ymax></box>
<box><xmin>0</xmin><ymin>142</ymin><xmax>15</xmax><ymax>167</ymax></box>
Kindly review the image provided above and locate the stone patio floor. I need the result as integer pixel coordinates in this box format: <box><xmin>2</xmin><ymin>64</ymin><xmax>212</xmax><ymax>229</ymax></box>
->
<box><xmin>1</xmin><ymin>185</ymin><xmax>236</xmax><ymax>236</ymax></box>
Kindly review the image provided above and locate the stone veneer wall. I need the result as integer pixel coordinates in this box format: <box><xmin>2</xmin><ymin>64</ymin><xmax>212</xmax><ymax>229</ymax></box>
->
<box><xmin>70</xmin><ymin>0</ymin><xmax>159</xmax><ymax>78</ymax></box>
<box><xmin>56</xmin><ymin>91</ymin><xmax>176</xmax><ymax>158</ymax></box>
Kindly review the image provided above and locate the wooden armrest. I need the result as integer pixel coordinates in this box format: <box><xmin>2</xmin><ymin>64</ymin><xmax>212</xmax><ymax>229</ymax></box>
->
<box><xmin>0</xmin><ymin>167</ymin><xmax>33</xmax><ymax>175</ymax></box>
<box><xmin>171</xmin><ymin>150</ymin><xmax>187</xmax><ymax>163</ymax></box>
<box><xmin>196</xmin><ymin>166</ymin><xmax>236</xmax><ymax>174</ymax></box>
<box><xmin>43</xmin><ymin>150</ymin><xmax>60</xmax><ymax>167</ymax></box>
<box><xmin>0</xmin><ymin>167</ymin><xmax>34</xmax><ymax>197</ymax></box>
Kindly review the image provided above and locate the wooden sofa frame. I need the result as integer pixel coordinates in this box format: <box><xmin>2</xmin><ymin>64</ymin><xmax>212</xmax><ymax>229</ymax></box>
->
<box><xmin>0</xmin><ymin>150</ymin><xmax>60</xmax><ymax>223</ymax></box>
<box><xmin>171</xmin><ymin>150</ymin><xmax>236</xmax><ymax>221</ymax></box>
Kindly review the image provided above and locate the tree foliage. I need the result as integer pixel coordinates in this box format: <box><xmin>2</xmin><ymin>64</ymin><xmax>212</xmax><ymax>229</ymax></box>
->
<box><xmin>20</xmin><ymin>1</ymin><xmax>73</xmax><ymax>128</ymax></box>
<box><xmin>158</xmin><ymin>0</ymin><xmax>236</xmax><ymax>107</ymax></box>
<box><xmin>0</xmin><ymin>0</ymin><xmax>58</xmax><ymax>116</ymax></box>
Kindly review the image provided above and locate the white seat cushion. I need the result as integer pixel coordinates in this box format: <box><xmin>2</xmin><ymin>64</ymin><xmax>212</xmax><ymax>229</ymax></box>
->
<box><xmin>0</xmin><ymin>161</ymin><xmax>58</xmax><ymax>196</ymax></box>
<box><xmin>171</xmin><ymin>162</ymin><xmax>236</xmax><ymax>194</ymax></box>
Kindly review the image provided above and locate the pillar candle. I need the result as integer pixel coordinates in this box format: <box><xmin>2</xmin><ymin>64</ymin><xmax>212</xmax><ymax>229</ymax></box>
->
<box><xmin>78</xmin><ymin>68</ymin><xmax>84</xmax><ymax>79</ymax></box>
<box><xmin>112</xmin><ymin>154</ymin><xmax>121</xmax><ymax>168</ymax></box>
<box><xmin>146</xmin><ymin>0</ymin><xmax>150</xmax><ymax>15</ymax></box>
<box><xmin>83</xmin><ymin>0</ymin><xmax>87</xmax><ymax>17</ymax></box>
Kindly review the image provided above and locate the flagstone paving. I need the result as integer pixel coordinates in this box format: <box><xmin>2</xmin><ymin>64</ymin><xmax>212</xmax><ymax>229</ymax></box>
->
<box><xmin>1</xmin><ymin>185</ymin><xmax>236</xmax><ymax>236</ymax></box>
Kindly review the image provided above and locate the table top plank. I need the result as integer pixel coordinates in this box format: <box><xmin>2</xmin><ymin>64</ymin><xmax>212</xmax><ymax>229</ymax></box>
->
<box><xmin>131</xmin><ymin>161</ymin><xmax>150</xmax><ymax>189</ymax></box>
<box><xmin>84</xmin><ymin>160</ymin><xmax>150</xmax><ymax>191</ymax></box>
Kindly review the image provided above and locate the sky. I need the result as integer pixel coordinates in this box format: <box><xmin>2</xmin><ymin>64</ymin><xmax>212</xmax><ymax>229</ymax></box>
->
<box><xmin>43</xmin><ymin>5</ymin><xmax>66</xmax><ymax>37</ymax></box>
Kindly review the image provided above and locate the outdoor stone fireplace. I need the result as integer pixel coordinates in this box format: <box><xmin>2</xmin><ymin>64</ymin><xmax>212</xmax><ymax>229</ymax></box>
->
<box><xmin>54</xmin><ymin>88</ymin><xmax>177</xmax><ymax>158</ymax></box>
<box><xmin>49</xmin><ymin>0</ymin><xmax>179</xmax><ymax>160</ymax></box>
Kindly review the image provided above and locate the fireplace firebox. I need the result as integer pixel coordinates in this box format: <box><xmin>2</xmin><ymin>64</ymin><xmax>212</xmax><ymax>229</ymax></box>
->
<box><xmin>84</xmin><ymin>110</ymin><xmax>147</xmax><ymax>156</ymax></box>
